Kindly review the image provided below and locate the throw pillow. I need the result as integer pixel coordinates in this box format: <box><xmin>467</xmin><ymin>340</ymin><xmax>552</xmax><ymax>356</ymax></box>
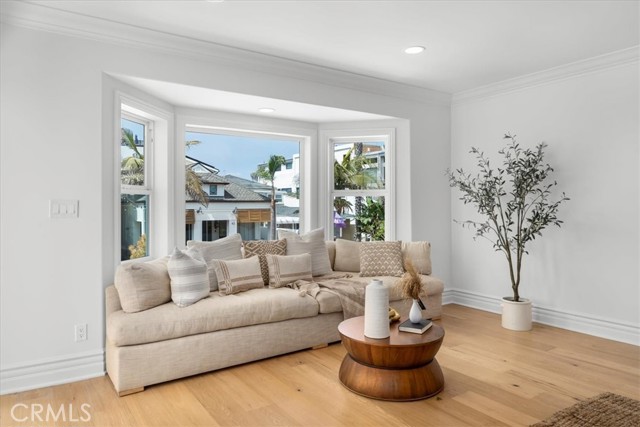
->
<box><xmin>215</xmin><ymin>257</ymin><xmax>264</xmax><ymax>296</ymax></box>
<box><xmin>279</xmin><ymin>228</ymin><xmax>333</xmax><ymax>276</ymax></box>
<box><xmin>243</xmin><ymin>239</ymin><xmax>287</xmax><ymax>285</ymax></box>
<box><xmin>187</xmin><ymin>233</ymin><xmax>243</xmax><ymax>291</ymax></box>
<box><xmin>334</xmin><ymin>239</ymin><xmax>361</xmax><ymax>272</ymax></box>
<box><xmin>167</xmin><ymin>247</ymin><xmax>210</xmax><ymax>307</ymax></box>
<box><xmin>266</xmin><ymin>253</ymin><xmax>313</xmax><ymax>288</ymax></box>
<box><xmin>402</xmin><ymin>241</ymin><xmax>432</xmax><ymax>275</ymax></box>
<box><xmin>360</xmin><ymin>241</ymin><xmax>404</xmax><ymax>277</ymax></box>
<box><xmin>114</xmin><ymin>256</ymin><xmax>171</xmax><ymax>313</ymax></box>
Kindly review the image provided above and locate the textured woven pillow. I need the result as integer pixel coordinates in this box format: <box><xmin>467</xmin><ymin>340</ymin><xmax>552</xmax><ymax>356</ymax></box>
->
<box><xmin>402</xmin><ymin>241</ymin><xmax>432</xmax><ymax>275</ymax></box>
<box><xmin>115</xmin><ymin>256</ymin><xmax>171</xmax><ymax>313</ymax></box>
<box><xmin>279</xmin><ymin>228</ymin><xmax>333</xmax><ymax>276</ymax></box>
<box><xmin>187</xmin><ymin>233</ymin><xmax>243</xmax><ymax>291</ymax></box>
<box><xmin>244</xmin><ymin>240</ymin><xmax>287</xmax><ymax>285</ymax></box>
<box><xmin>266</xmin><ymin>253</ymin><xmax>313</xmax><ymax>288</ymax></box>
<box><xmin>168</xmin><ymin>247</ymin><xmax>210</xmax><ymax>307</ymax></box>
<box><xmin>360</xmin><ymin>241</ymin><xmax>404</xmax><ymax>277</ymax></box>
<box><xmin>334</xmin><ymin>239</ymin><xmax>361</xmax><ymax>272</ymax></box>
<box><xmin>214</xmin><ymin>257</ymin><xmax>264</xmax><ymax>296</ymax></box>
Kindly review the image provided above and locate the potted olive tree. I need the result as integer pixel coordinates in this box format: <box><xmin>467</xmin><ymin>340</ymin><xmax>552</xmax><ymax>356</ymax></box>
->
<box><xmin>448</xmin><ymin>134</ymin><xmax>569</xmax><ymax>331</ymax></box>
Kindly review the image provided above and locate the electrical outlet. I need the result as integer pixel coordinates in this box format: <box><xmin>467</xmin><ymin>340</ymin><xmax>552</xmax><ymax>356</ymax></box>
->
<box><xmin>75</xmin><ymin>324</ymin><xmax>87</xmax><ymax>342</ymax></box>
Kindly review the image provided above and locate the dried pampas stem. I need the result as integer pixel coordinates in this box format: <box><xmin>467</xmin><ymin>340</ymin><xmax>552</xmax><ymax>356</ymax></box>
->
<box><xmin>398</xmin><ymin>258</ymin><xmax>422</xmax><ymax>300</ymax></box>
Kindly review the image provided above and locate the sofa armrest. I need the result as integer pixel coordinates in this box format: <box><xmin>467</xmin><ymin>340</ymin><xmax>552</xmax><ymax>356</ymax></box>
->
<box><xmin>106</xmin><ymin>285</ymin><xmax>122</xmax><ymax>315</ymax></box>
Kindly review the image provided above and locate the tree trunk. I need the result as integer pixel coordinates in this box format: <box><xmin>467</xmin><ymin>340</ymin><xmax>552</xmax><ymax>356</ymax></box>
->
<box><xmin>270</xmin><ymin>185</ymin><xmax>276</xmax><ymax>240</ymax></box>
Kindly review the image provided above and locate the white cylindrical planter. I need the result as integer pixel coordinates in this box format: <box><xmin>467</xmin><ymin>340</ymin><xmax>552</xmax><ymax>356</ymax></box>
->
<box><xmin>364</xmin><ymin>280</ymin><xmax>390</xmax><ymax>339</ymax></box>
<box><xmin>501</xmin><ymin>297</ymin><xmax>532</xmax><ymax>331</ymax></box>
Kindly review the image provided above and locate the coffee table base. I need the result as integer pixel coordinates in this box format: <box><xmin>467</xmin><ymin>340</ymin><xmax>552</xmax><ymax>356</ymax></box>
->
<box><xmin>339</xmin><ymin>355</ymin><xmax>444</xmax><ymax>401</ymax></box>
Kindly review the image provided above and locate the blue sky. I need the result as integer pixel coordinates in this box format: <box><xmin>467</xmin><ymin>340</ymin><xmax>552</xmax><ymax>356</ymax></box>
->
<box><xmin>186</xmin><ymin>132</ymin><xmax>299</xmax><ymax>179</ymax></box>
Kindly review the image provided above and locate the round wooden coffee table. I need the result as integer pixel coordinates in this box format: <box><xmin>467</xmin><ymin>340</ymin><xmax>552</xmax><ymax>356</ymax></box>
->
<box><xmin>338</xmin><ymin>316</ymin><xmax>445</xmax><ymax>401</ymax></box>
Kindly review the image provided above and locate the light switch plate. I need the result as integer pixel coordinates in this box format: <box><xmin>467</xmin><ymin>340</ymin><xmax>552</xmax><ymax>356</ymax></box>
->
<box><xmin>50</xmin><ymin>200</ymin><xmax>79</xmax><ymax>218</ymax></box>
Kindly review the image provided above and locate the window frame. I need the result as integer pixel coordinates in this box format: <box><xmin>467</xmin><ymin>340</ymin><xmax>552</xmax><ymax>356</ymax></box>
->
<box><xmin>323</xmin><ymin>129</ymin><xmax>396</xmax><ymax>241</ymax></box>
<box><xmin>176</xmin><ymin>115</ymin><xmax>315</xmax><ymax>245</ymax></box>
<box><xmin>114</xmin><ymin>93</ymin><xmax>173</xmax><ymax>266</ymax></box>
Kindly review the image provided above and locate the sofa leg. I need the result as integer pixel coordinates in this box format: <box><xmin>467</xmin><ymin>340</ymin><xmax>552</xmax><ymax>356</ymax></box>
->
<box><xmin>118</xmin><ymin>386</ymin><xmax>144</xmax><ymax>397</ymax></box>
<box><xmin>312</xmin><ymin>343</ymin><xmax>328</xmax><ymax>350</ymax></box>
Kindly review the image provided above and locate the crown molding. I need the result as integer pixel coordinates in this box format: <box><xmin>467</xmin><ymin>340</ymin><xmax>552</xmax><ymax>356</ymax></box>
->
<box><xmin>0</xmin><ymin>1</ymin><xmax>451</xmax><ymax>107</ymax></box>
<box><xmin>453</xmin><ymin>46</ymin><xmax>640</xmax><ymax>105</ymax></box>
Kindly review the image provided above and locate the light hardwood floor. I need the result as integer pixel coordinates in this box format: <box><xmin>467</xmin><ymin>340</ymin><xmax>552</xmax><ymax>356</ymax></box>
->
<box><xmin>1</xmin><ymin>304</ymin><xmax>638</xmax><ymax>427</ymax></box>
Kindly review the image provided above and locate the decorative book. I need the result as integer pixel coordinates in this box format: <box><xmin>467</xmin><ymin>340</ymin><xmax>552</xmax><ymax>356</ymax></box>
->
<box><xmin>398</xmin><ymin>319</ymin><xmax>432</xmax><ymax>334</ymax></box>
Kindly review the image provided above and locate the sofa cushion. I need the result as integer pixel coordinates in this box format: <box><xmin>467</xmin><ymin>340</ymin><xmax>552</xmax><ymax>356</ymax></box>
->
<box><xmin>359</xmin><ymin>241</ymin><xmax>404</xmax><ymax>277</ymax></box>
<box><xmin>244</xmin><ymin>239</ymin><xmax>287</xmax><ymax>285</ymax></box>
<box><xmin>215</xmin><ymin>257</ymin><xmax>264</xmax><ymax>296</ymax></box>
<box><xmin>107</xmin><ymin>287</ymin><xmax>320</xmax><ymax>346</ymax></box>
<box><xmin>334</xmin><ymin>239</ymin><xmax>361</xmax><ymax>272</ymax></box>
<box><xmin>114</xmin><ymin>256</ymin><xmax>171</xmax><ymax>313</ymax></box>
<box><xmin>280</xmin><ymin>228</ymin><xmax>333</xmax><ymax>276</ymax></box>
<box><xmin>267</xmin><ymin>253</ymin><xmax>313</xmax><ymax>288</ymax></box>
<box><xmin>168</xmin><ymin>248</ymin><xmax>210</xmax><ymax>307</ymax></box>
<box><xmin>315</xmin><ymin>275</ymin><xmax>444</xmax><ymax>314</ymax></box>
<box><xmin>326</xmin><ymin>241</ymin><xmax>336</xmax><ymax>270</ymax></box>
<box><xmin>187</xmin><ymin>234</ymin><xmax>243</xmax><ymax>291</ymax></box>
<box><xmin>402</xmin><ymin>241</ymin><xmax>432</xmax><ymax>275</ymax></box>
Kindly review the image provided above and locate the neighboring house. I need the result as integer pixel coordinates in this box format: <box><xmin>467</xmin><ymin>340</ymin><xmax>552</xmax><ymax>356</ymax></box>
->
<box><xmin>185</xmin><ymin>172</ymin><xmax>271</xmax><ymax>242</ymax></box>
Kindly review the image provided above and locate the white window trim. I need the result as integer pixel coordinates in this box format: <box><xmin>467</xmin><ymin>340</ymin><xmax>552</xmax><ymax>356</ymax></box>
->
<box><xmin>321</xmin><ymin>128</ymin><xmax>396</xmax><ymax>241</ymax></box>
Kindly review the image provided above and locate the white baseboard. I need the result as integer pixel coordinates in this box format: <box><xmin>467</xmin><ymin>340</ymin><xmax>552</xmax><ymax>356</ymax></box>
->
<box><xmin>0</xmin><ymin>350</ymin><xmax>105</xmax><ymax>395</ymax></box>
<box><xmin>444</xmin><ymin>289</ymin><xmax>640</xmax><ymax>346</ymax></box>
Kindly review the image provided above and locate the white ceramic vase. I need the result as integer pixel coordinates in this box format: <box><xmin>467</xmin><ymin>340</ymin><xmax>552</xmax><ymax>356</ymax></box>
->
<box><xmin>364</xmin><ymin>280</ymin><xmax>390</xmax><ymax>339</ymax></box>
<box><xmin>409</xmin><ymin>299</ymin><xmax>422</xmax><ymax>323</ymax></box>
<box><xmin>501</xmin><ymin>297</ymin><xmax>532</xmax><ymax>331</ymax></box>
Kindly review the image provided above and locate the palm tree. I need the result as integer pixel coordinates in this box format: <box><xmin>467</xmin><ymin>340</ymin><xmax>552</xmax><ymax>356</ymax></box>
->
<box><xmin>185</xmin><ymin>140</ymin><xmax>208</xmax><ymax>207</ymax></box>
<box><xmin>333</xmin><ymin>197</ymin><xmax>353</xmax><ymax>216</ymax></box>
<box><xmin>121</xmin><ymin>128</ymin><xmax>144</xmax><ymax>185</ymax></box>
<box><xmin>254</xmin><ymin>155</ymin><xmax>286</xmax><ymax>239</ymax></box>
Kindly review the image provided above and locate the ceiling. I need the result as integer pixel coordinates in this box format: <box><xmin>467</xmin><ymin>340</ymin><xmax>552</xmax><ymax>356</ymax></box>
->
<box><xmin>12</xmin><ymin>1</ymin><xmax>638</xmax><ymax>123</ymax></box>
<box><xmin>28</xmin><ymin>0</ymin><xmax>639</xmax><ymax>94</ymax></box>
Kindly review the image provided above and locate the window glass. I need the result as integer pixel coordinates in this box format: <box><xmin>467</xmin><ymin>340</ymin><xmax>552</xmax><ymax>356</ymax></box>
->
<box><xmin>184</xmin><ymin>131</ymin><xmax>300</xmax><ymax>242</ymax></box>
<box><xmin>120</xmin><ymin>118</ymin><xmax>146</xmax><ymax>187</ymax></box>
<box><xmin>120</xmin><ymin>194</ymin><xmax>149</xmax><ymax>260</ymax></box>
<box><xmin>333</xmin><ymin>142</ymin><xmax>385</xmax><ymax>191</ymax></box>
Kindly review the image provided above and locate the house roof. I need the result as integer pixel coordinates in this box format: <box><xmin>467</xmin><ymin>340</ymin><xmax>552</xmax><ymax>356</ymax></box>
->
<box><xmin>223</xmin><ymin>175</ymin><xmax>271</xmax><ymax>193</ymax></box>
<box><xmin>186</xmin><ymin>171</ymin><xmax>269</xmax><ymax>203</ymax></box>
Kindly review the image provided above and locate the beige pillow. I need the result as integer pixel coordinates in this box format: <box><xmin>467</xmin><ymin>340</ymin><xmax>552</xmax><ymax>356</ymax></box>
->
<box><xmin>402</xmin><ymin>241</ymin><xmax>432</xmax><ymax>275</ymax></box>
<box><xmin>187</xmin><ymin>234</ymin><xmax>243</xmax><ymax>291</ymax></box>
<box><xmin>114</xmin><ymin>257</ymin><xmax>171</xmax><ymax>313</ymax></box>
<box><xmin>266</xmin><ymin>253</ymin><xmax>313</xmax><ymax>288</ymax></box>
<box><xmin>334</xmin><ymin>239</ymin><xmax>361</xmax><ymax>272</ymax></box>
<box><xmin>215</xmin><ymin>257</ymin><xmax>264</xmax><ymax>296</ymax></box>
<box><xmin>360</xmin><ymin>241</ymin><xmax>404</xmax><ymax>277</ymax></box>
<box><xmin>168</xmin><ymin>248</ymin><xmax>210</xmax><ymax>307</ymax></box>
<box><xmin>244</xmin><ymin>240</ymin><xmax>287</xmax><ymax>285</ymax></box>
<box><xmin>279</xmin><ymin>228</ymin><xmax>333</xmax><ymax>276</ymax></box>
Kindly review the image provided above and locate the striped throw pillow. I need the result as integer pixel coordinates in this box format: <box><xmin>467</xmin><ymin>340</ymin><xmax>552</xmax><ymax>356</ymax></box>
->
<box><xmin>266</xmin><ymin>253</ymin><xmax>313</xmax><ymax>288</ymax></box>
<box><xmin>214</xmin><ymin>257</ymin><xmax>264</xmax><ymax>296</ymax></box>
<box><xmin>243</xmin><ymin>239</ymin><xmax>287</xmax><ymax>285</ymax></box>
<box><xmin>279</xmin><ymin>228</ymin><xmax>333</xmax><ymax>276</ymax></box>
<box><xmin>167</xmin><ymin>247</ymin><xmax>210</xmax><ymax>307</ymax></box>
<box><xmin>187</xmin><ymin>234</ymin><xmax>243</xmax><ymax>291</ymax></box>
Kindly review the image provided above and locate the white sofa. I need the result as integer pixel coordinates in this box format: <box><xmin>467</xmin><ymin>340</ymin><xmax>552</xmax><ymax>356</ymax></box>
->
<box><xmin>105</xmin><ymin>240</ymin><xmax>444</xmax><ymax>396</ymax></box>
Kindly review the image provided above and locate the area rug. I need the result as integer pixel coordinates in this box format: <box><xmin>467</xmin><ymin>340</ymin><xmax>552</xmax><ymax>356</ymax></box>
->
<box><xmin>531</xmin><ymin>392</ymin><xmax>640</xmax><ymax>427</ymax></box>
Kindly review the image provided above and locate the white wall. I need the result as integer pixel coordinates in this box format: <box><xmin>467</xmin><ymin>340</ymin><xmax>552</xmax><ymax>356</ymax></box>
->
<box><xmin>451</xmin><ymin>61</ymin><xmax>639</xmax><ymax>344</ymax></box>
<box><xmin>0</xmin><ymin>20</ymin><xmax>451</xmax><ymax>392</ymax></box>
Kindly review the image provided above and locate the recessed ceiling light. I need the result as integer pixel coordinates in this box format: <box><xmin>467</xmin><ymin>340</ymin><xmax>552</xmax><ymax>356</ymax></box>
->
<box><xmin>258</xmin><ymin>108</ymin><xmax>275</xmax><ymax>113</ymax></box>
<box><xmin>404</xmin><ymin>46</ymin><xmax>425</xmax><ymax>55</ymax></box>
